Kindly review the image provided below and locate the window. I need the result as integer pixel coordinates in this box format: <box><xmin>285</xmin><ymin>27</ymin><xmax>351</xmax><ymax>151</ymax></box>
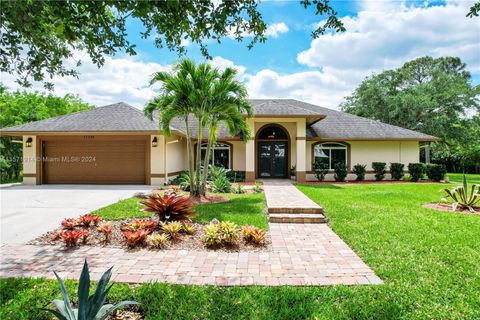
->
<box><xmin>257</xmin><ymin>126</ymin><xmax>288</xmax><ymax>140</ymax></box>
<box><xmin>200</xmin><ymin>143</ymin><xmax>231</xmax><ymax>169</ymax></box>
<box><xmin>313</xmin><ymin>142</ymin><xmax>347</xmax><ymax>170</ymax></box>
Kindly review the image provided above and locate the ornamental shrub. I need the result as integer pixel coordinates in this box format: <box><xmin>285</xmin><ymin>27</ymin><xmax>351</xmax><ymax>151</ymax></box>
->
<box><xmin>372</xmin><ymin>162</ymin><xmax>387</xmax><ymax>181</ymax></box>
<box><xmin>426</xmin><ymin>164</ymin><xmax>447</xmax><ymax>182</ymax></box>
<box><xmin>352</xmin><ymin>164</ymin><xmax>366</xmax><ymax>181</ymax></box>
<box><xmin>408</xmin><ymin>163</ymin><xmax>426</xmax><ymax>182</ymax></box>
<box><xmin>390</xmin><ymin>163</ymin><xmax>404</xmax><ymax>181</ymax></box>
<box><xmin>313</xmin><ymin>160</ymin><xmax>329</xmax><ymax>181</ymax></box>
<box><xmin>334</xmin><ymin>163</ymin><xmax>348</xmax><ymax>182</ymax></box>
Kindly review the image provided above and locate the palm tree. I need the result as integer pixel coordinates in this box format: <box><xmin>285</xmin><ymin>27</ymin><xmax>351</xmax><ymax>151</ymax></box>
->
<box><xmin>145</xmin><ymin>59</ymin><xmax>252</xmax><ymax>197</ymax></box>
<box><xmin>200</xmin><ymin>68</ymin><xmax>253</xmax><ymax>195</ymax></box>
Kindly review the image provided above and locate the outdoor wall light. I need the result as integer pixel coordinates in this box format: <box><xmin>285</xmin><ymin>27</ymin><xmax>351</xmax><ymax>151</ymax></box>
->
<box><xmin>152</xmin><ymin>137</ymin><xmax>158</xmax><ymax>147</ymax></box>
<box><xmin>25</xmin><ymin>137</ymin><xmax>33</xmax><ymax>148</ymax></box>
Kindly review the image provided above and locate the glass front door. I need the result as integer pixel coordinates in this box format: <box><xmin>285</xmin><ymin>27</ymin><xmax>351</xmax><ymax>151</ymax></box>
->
<box><xmin>258</xmin><ymin>142</ymin><xmax>288</xmax><ymax>178</ymax></box>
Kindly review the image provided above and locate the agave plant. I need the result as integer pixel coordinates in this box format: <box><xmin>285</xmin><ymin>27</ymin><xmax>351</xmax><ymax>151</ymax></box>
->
<box><xmin>443</xmin><ymin>175</ymin><xmax>479</xmax><ymax>212</ymax></box>
<box><xmin>139</xmin><ymin>193</ymin><xmax>196</xmax><ymax>222</ymax></box>
<box><xmin>42</xmin><ymin>260</ymin><xmax>138</xmax><ymax>320</ymax></box>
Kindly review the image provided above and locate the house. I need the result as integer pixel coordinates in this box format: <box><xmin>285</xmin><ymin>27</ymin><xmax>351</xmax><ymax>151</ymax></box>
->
<box><xmin>0</xmin><ymin>99</ymin><xmax>439</xmax><ymax>185</ymax></box>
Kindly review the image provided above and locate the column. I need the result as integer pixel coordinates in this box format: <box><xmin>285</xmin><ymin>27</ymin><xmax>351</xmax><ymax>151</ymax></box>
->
<box><xmin>150</xmin><ymin>134</ymin><xmax>165</xmax><ymax>185</ymax></box>
<box><xmin>296</xmin><ymin>120</ymin><xmax>307</xmax><ymax>183</ymax></box>
<box><xmin>245</xmin><ymin>118</ymin><xmax>255</xmax><ymax>182</ymax></box>
<box><xmin>22</xmin><ymin>135</ymin><xmax>37</xmax><ymax>185</ymax></box>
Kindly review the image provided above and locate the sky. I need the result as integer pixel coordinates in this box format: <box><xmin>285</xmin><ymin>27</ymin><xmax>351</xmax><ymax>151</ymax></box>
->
<box><xmin>2</xmin><ymin>0</ymin><xmax>479</xmax><ymax>110</ymax></box>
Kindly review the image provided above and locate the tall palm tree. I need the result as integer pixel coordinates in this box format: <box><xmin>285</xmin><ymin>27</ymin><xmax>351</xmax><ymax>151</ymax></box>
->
<box><xmin>145</xmin><ymin>59</ymin><xmax>252</xmax><ymax>197</ymax></box>
<box><xmin>200</xmin><ymin>68</ymin><xmax>253</xmax><ymax>195</ymax></box>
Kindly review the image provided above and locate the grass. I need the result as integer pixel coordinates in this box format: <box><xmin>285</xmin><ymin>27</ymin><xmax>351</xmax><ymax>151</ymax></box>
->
<box><xmin>0</xmin><ymin>177</ymin><xmax>21</xmax><ymax>185</ymax></box>
<box><xmin>2</xmin><ymin>182</ymin><xmax>479</xmax><ymax>319</ymax></box>
<box><xmin>92</xmin><ymin>192</ymin><xmax>268</xmax><ymax>229</ymax></box>
<box><xmin>447</xmin><ymin>172</ymin><xmax>480</xmax><ymax>184</ymax></box>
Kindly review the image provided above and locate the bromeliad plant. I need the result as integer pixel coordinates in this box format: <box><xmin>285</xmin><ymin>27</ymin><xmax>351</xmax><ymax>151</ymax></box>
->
<box><xmin>79</xmin><ymin>214</ymin><xmax>101</xmax><ymax>227</ymax></box>
<box><xmin>442</xmin><ymin>175</ymin><xmax>480</xmax><ymax>213</ymax></box>
<box><xmin>62</xmin><ymin>230</ymin><xmax>88</xmax><ymax>247</ymax></box>
<box><xmin>42</xmin><ymin>260</ymin><xmax>138</xmax><ymax>320</ymax></box>
<box><xmin>139</xmin><ymin>193</ymin><xmax>196</xmax><ymax>222</ymax></box>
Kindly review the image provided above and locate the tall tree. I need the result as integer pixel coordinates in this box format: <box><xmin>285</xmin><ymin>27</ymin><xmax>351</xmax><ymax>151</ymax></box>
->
<box><xmin>1</xmin><ymin>0</ymin><xmax>344</xmax><ymax>89</ymax></box>
<box><xmin>0</xmin><ymin>86</ymin><xmax>93</xmax><ymax>180</ymax></box>
<box><xmin>340</xmin><ymin>56</ymin><xmax>480</xmax><ymax>172</ymax></box>
<box><xmin>144</xmin><ymin>59</ymin><xmax>252</xmax><ymax>197</ymax></box>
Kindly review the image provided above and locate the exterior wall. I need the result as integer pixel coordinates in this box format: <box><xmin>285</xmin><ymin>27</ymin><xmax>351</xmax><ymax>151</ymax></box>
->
<box><xmin>165</xmin><ymin>137</ymin><xmax>187</xmax><ymax>179</ymax></box>
<box><xmin>229</xmin><ymin>140</ymin><xmax>246</xmax><ymax>171</ymax></box>
<box><xmin>150</xmin><ymin>135</ymin><xmax>165</xmax><ymax>185</ymax></box>
<box><xmin>22</xmin><ymin>135</ymin><xmax>37</xmax><ymax>185</ymax></box>
<box><xmin>306</xmin><ymin>140</ymin><xmax>420</xmax><ymax>181</ymax></box>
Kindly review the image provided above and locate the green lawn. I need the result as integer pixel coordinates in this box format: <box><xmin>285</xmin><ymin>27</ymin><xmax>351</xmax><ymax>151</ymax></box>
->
<box><xmin>92</xmin><ymin>192</ymin><xmax>268</xmax><ymax>229</ymax></box>
<box><xmin>447</xmin><ymin>172</ymin><xmax>480</xmax><ymax>184</ymax></box>
<box><xmin>1</xmin><ymin>183</ymin><xmax>479</xmax><ymax>319</ymax></box>
<box><xmin>0</xmin><ymin>177</ymin><xmax>21</xmax><ymax>185</ymax></box>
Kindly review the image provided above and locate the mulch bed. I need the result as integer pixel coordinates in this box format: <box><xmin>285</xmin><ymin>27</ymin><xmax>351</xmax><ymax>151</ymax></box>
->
<box><xmin>298</xmin><ymin>180</ymin><xmax>446</xmax><ymax>185</ymax></box>
<box><xmin>107</xmin><ymin>309</ymin><xmax>143</xmax><ymax>320</ymax></box>
<box><xmin>423</xmin><ymin>203</ymin><xmax>480</xmax><ymax>214</ymax></box>
<box><xmin>189</xmin><ymin>195</ymin><xmax>231</xmax><ymax>204</ymax></box>
<box><xmin>30</xmin><ymin>219</ymin><xmax>270</xmax><ymax>252</ymax></box>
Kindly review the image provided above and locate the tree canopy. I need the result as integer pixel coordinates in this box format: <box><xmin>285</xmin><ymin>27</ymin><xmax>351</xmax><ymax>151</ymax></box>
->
<box><xmin>340</xmin><ymin>56</ymin><xmax>480</xmax><ymax>172</ymax></box>
<box><xmin>1</xmin><ymin>0</ymin><xmax>344</xmax><ymax>89</ymax></box>
<box><xmin>0</xmin><ymin>86</ymin><xmax>93</xmax><ymax>180</ymax></box>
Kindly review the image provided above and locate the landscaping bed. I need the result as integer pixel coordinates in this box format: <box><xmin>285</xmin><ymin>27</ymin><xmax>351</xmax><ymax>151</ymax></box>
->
<box><xmin>423</xmin><ymin>203</ymin><xmax>480</xmax><ymax>214</ymax></box>
<box><xmin>29</xmin><ymin>219</ymin><xmax>270</xmax><ymax>252</ymax></box>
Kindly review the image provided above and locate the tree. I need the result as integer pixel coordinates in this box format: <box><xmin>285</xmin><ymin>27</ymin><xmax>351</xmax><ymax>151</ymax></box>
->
<box><xmin>467</xmin><ymin>1</ymin><xmax>480</xmax><ymax>17</ymax></box>
<box><xmin>0</xmin><ymin>86</ymin><xmax>93</xmax><ymax>180</ymax></box>
<box><xmin>144</xmin><ymin>59</ymin><xmax>252</xmax><ymax>197</ymax></box>
<box><xmin>340</xmin><ymin>56</ymin><xmax>480</xmax><ymax>173</ymax></box>
<box><xmin>200</xmin><ymin>68</ymin><xmax>253</xmax><ymax>195</ymax></box>
<box><xmin>1</xmin><ymin>0</ymin><xmax>344</xmax><ymax>89</ymax></box>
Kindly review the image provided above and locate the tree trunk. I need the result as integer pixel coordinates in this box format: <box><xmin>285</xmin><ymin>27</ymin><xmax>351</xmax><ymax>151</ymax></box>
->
<box><xmin>201</xmin><ymin>130</ymin><xmax>214</xmax><ymax>196</ymax></box>
<box><xmin>184</xmin><ymin>118</ymin><xmax>195</xmax><ymax>196</ymax></box>
<box><xmin>193</xmin><ymin>117</ymin><xmax>203</xmax><ymax>197</ymax></box>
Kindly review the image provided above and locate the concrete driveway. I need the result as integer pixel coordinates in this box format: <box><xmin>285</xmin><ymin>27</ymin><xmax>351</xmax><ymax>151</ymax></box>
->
<box><xmin>0</xmin><ymin>184</ymin><xmax>153</xmax><ymax>244</ymax></box>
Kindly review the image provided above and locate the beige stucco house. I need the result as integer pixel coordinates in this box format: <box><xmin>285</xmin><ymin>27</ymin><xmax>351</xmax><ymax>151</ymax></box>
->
<box><xmin>0</xmin><ymin>99</ymin><xmax>439</xmax><ymax>185</ymax></box>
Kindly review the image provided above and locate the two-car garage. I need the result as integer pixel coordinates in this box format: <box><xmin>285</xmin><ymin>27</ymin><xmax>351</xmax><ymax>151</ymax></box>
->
<box><xmin>40</xmin><ymin>136</ymin><xmax>148</xmax><ymax>184</ymax></box>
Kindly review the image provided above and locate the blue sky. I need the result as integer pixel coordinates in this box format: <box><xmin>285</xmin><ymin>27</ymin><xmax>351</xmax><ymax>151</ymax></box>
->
<box><xmin>3</xmin><ymin>0</ymin><xmax>479</xmax><ymax>109</ymax></box>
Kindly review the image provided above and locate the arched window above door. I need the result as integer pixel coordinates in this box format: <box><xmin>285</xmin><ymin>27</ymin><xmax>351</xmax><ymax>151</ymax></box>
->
<box><xmin>257</xmin><ymin>125</ymin><xmax>288</xmax><ymax>140</ymax></box>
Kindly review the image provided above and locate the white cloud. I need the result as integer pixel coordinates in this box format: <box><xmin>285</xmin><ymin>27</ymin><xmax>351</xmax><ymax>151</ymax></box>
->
<box><xmin>2</xmin><ymin>53</ymin><xmax>169</xmax><ymax>108</ymax></box>
<box><xmin>210</xmin><ymin>56</ymin><xmax>247</xmax><ymax>80</ymax></box>
<box><xmin>264</xmin><ymin>22</ymin><xmax>289</xmax><ymax>38</ymax></box>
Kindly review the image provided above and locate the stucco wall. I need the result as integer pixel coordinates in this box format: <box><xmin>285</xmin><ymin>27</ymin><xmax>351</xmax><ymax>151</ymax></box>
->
<box><xmin>306</xmin><ymin>140</ymin><xmax>420</xmax><ymax>181</ymax></box>
<box><xmin>166</xmin><ymin>138</ymin><xmax>187</xmax><ymax>175</ymax></box>
<box><xmin>229</xmin><ymin>140</ymin><xmax>246</xmax><ymax>171</ymax></box>
<box><xmin>23</xmin><ymin>135</ymin><xmax>37</xmax><ymax>185</ymax></box>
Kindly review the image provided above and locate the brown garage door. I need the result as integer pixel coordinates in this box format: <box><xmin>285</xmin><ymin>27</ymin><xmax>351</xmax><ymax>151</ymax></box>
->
<box><xmin>42</xmin><ymin>136</ymin><xmax>148</xmax><ymax>184</ymax></box>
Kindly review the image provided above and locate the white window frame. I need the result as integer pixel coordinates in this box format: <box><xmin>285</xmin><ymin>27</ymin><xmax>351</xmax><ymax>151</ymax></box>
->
<box><xmin>201</xmin><ymin>142</ymin><xmax>231</xmax><ymax>169</ymax></box>
<box><xmin>313</xmin><ymin>142</ymin><xmax>348</xmax><ymax>170</ymax></box>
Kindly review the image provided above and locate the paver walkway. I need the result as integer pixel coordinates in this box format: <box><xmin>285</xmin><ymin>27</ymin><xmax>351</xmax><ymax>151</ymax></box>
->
<box><xmin>0</xmin><ymin>223</ymin><xmax>381</xmax><ymax>286</ymax></box>
<box><xmin>262</xmin><ymin>179</ymin><xmax>322</xmax><ymax>213</ymax></box>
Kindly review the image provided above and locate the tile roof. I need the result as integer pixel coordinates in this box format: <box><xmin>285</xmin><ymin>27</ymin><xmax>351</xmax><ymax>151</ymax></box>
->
<box><xmin>0</xmin><ymin>99</ymin><xmax>438</xmax><ymax>141</ymax></box>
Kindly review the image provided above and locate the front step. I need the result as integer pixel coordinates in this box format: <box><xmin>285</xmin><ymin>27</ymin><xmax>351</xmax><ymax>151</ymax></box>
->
<box><xmin>269</xmin><ymin>213</ymin><xmax>326</xmax><ymax>223</ymax></box>
<box><xmin>268</xmin><ymin>207</ymin><xmax>324</xmax><ymax>214</ymax></box>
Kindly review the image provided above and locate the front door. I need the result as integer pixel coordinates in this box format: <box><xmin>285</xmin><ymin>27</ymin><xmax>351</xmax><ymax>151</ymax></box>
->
<box><xmin>258</xmin><ymin>141</ymin><xmax>288</xmax><ymax>178</ymax></box>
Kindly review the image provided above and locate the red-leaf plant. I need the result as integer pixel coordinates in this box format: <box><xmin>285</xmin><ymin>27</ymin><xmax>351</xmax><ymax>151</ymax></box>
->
<box><xmin>121</xmin><ymin>219</ymin><xmax>158</xmax><ymax>233</ymax></box>
<box><xmin>79</xmin><ymin>214</ymin><xmax>101</xmax><ymax>227</ymax></box>
<box><xmin>61</xmin><ymin>218</ymin><xmax>79</xmax><ymax>230</ymax></box>
<box><xmin>61</xmin><ymin>230</ymin><xmax>89</xmax><ymax>247</ymax></box>
<box><xmin>97</xmin><ymin>223</ymin><xmax>112</xmax><ymax>242</ymax></box>
<box><xmin>123</xmin><ymin>229</ymin><xmax>149</xmax><ymax>247</ymax></box>
<box><xmin>139</xmin><ymin>193</ymin><xmax>196</xmax><ymax>222</ymax></box>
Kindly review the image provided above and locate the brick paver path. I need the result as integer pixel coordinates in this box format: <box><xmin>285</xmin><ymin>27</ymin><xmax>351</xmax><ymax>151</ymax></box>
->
<box><xmin>262</xmin><ymin>179</ymin><xmax>323</xmax><ymax>213</ymax></box>
<box><xmin>0</xmin><ymin>223</ymin><xmax>382</xmax><ymax>286</ymax></box>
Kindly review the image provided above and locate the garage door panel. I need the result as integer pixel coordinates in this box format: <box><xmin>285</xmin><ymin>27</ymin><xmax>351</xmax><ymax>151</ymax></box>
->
<box><xmin>43</xmin><ymin>137</ymin><xmax>147</xmax><ymax>184</ymax></box>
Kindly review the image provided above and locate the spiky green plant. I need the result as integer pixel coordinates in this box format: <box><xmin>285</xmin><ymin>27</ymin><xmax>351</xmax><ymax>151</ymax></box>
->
<box><xmin>443</xmin><ymin>175</ymin><xmax>479</xmax><ymax>213</ymax></box>
<box><xmin>42</xmin><ymin>260</ymin><xmax>138</xmax><ymax>320</ymax></box>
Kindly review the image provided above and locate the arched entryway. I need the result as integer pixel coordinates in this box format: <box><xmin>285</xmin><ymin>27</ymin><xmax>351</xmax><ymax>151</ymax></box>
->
<box><xmin>256</xmin><ymin>124</ymin><xmax>290</xmax><ymax>178</ymax></box>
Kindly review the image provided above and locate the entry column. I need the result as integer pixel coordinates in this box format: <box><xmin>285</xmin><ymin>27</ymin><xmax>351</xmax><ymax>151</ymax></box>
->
<box><xmin>296</xmin><ymin>120</ymin><xmax>306</xmax><ymax>183</ymax></box>
<box><xmin>245</xmin><ymin>119</ymin><xmax>255</xmax><ymax>182</ymax></box>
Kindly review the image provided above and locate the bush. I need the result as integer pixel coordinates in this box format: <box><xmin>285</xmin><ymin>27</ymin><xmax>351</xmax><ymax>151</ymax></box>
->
<box><xmin>443</xmin><ymin>174</ymin><xmax>480</xmax><ymax>212</ymax></box>
<box><xmin>162</xmin><ymin>221</ymin><xmax>183</xmax><ymax>239</ymax></box>
<box><xmin>313</xmin><ymin>160</ymin><xmax>329</xmax><ymax>181</ymax></box>
<box><xmin>226</xmin><ymin>170</ymin><xmax>245</xmax><ymax>182</ymax></box>
<box><xmin>372</xmin><ymin>162</ymin><xmax>387</xmax><ymax>181</ymax></box>
<box><xmin>242</xmin><ymin>225</ymin><xmax>266</xmax><ymax>244</ymax></box>
<box><xmin>204</xmin><ymin>224</ymin><xmax>222</xmax><ymax>247</ymax></box>
<box><xmin>426</xmin><ymin>164</ymin><xmax>447</xmax><ymax>182</ymax></box>
<box><xmin>211</xmin><ymin>176</ymin><xmax>232</xmax><ymax>193</ymax></box>
<box><xmin>139</xmin><ymin>193</ymin><xmax>196</xmax><ymax>222</ymax></box>
<box><xmin>352</xmin><ymin>164</ymin><xmax>366</xmax><ymax>181</ymax></box>
<box><xmin>167</xmin><ymin>171</ymin><xmax>187</xmax><ymax>185</ymax></box>
<box><xmin>402</xmin><ymin>175</ymin><xmax>412</xmax><ymax>182</ymax></box>
<box><xmin>208</xmin><ymin>165</ymin><xmax>228</xmax><ymax>181</ymax></box>
<box><xmin>147</xmin><ymin>233</ymin><xmax>168</xmax><ymax>248</ymax></box>
<box><xmin>233</xmin><ymin>184</ymin><xmax>246</xmax><ymax>194</ymax></box>
<box><xmin>218</xmin><ymin>221</ymin><xmax>239</xmax><ymax>245</ymax></box>
<box><xmin>408</xmin><ymin>163</ymin><xmax>426</xmax><ymax>182</ymax></box>
<box><xmin>334</xmin><ymin>163</ymin><xmax>348</xmax><ymax>182</ymax></box>
<box><xmin>390</xmin><ymin>163</ymin><xmax>405</xmax><ymax>181</ymax></box>
<box><xmin>182</xmin><ymin>223</ymin><xmax>196</xmax><ymax>235</ymax></box>
<box><xmin>253</xmin><ymin>182</ymin><xmax>263</xmax><ymax>193</ymax></box>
